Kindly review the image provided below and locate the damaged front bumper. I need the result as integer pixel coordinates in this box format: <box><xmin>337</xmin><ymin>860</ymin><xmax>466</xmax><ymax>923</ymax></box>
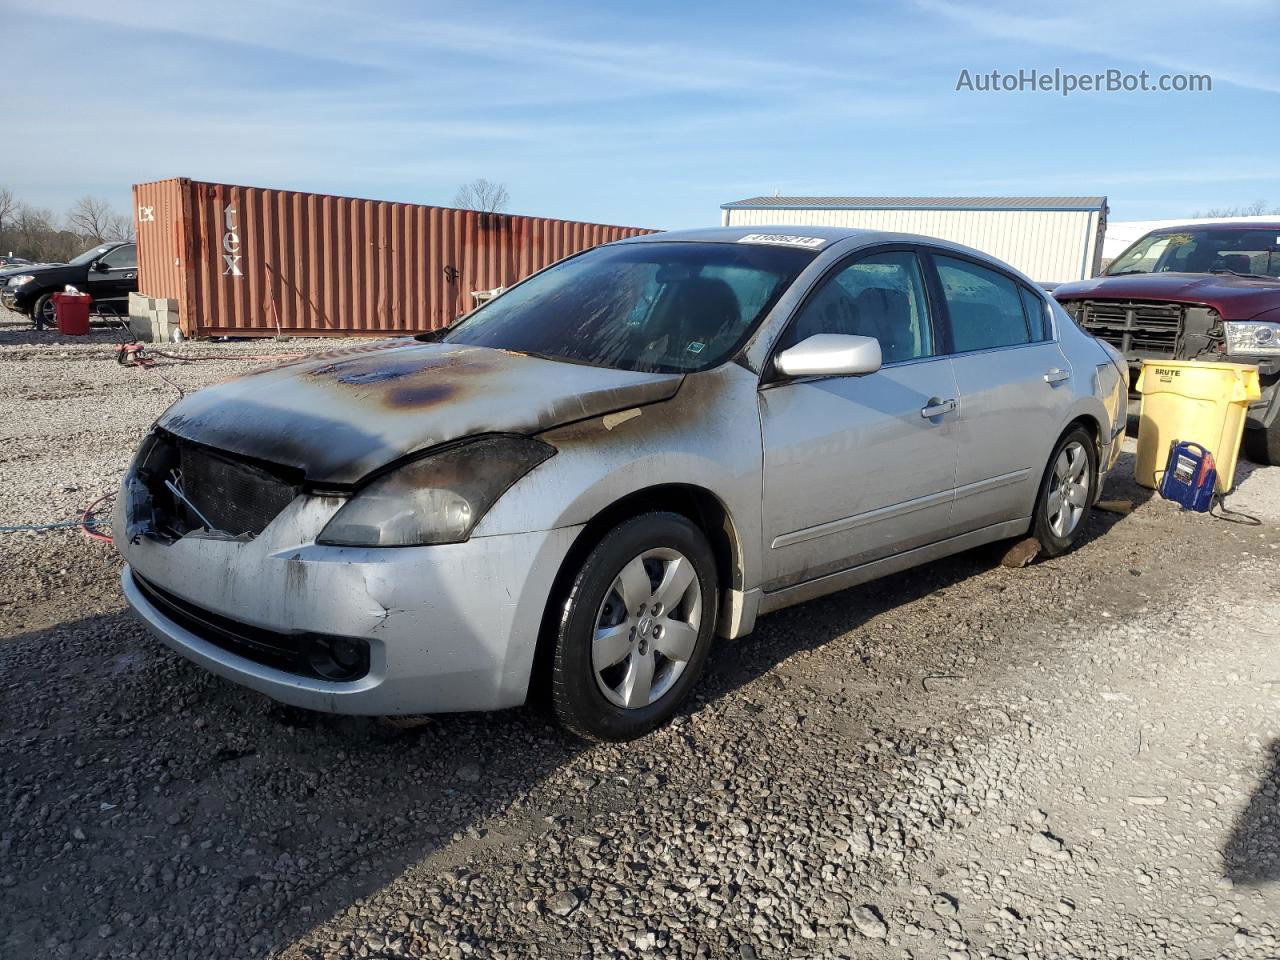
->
<box><xmin>117</xmin><ymin>490</ymin><xmax>580</xmax><ymax>715</ymax></box>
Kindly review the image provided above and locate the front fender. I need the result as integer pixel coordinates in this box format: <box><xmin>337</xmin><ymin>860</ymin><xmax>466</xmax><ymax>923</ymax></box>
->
<box><xmin>475</xmin><ymin>364</ymin><xmax>766</xmax><ymax>593</ymax></box>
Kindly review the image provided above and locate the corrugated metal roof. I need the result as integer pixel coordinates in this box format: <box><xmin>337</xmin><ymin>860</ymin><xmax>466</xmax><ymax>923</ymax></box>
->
<box><xmin>721</xmin><ymin>196</ymin><xmax>1107</xmax><ymax>212</ymax></box>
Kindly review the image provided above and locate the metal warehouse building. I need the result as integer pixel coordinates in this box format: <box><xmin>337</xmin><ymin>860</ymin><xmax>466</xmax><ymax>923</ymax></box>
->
<box><xmin>721</xmin><ymin>196</ymin><xmax>1108</xmax><ymax>284</ymax></box>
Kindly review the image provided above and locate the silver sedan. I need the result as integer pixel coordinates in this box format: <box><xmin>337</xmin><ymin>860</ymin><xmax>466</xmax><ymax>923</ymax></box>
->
<box><xmin>116</xmin><ymin>226</ymin><xmax>1127</xmax><ymax>740</ymax></box>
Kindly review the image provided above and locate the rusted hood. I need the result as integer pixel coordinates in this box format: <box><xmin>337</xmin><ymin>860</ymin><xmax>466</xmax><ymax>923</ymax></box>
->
<box><xmin>156</xmin><ymin>341</ymin><xmax>683</xmax><ymax>485</ymax></box>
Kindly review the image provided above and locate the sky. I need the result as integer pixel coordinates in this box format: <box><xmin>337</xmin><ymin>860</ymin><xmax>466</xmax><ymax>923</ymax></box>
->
<box><xmin>5</xmin><ymin>0</ymin><xmax>1280</xmax><ymax>230</ymax></box>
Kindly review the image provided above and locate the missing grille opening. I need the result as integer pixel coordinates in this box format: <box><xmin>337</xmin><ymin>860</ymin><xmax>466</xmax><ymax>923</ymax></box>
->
<box><xmin>132</xmin><ymin>431</ymin><xmax>303</xmax><ymax>541</ymax></box>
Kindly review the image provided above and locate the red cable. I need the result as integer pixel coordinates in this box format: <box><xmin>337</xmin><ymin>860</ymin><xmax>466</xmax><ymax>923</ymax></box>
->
<box><xmin>80</xmin><ymin>491</ymin><xmax>115</xmax><ymax>544</ymax></box>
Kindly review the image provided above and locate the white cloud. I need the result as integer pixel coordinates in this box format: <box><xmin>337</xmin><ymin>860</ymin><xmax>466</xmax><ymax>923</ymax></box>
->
<box><xmin>915</xmin><ymin>0</ymin><xmax>1280</xmax><ymax>96</ymax></box>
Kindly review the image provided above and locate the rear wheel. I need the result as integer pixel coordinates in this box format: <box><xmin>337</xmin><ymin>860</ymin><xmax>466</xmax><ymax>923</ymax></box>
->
<box><xmin>1032</xmin><ymin>426</ymin><xmax>1097</xmax><ymax>557</ymax></box>
<box><xmin>550</xmin><ymin>512</ymin><xmax>718</xmax><ymax>742</ymax></box>
<box><xmin>1243</xmin><ymin>419</ymin><xmax>1280</xmax><ymax>467</ymax></box>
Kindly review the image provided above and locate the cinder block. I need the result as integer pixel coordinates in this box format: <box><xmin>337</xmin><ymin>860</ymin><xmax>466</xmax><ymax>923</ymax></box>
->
<box><xmin>128</xmin><ymin>292</ymin><xmax>151</xmax><ymax>320</ymax></box>
<box><xmin>126</xmin><ymin>299</ymin><xmax>183</xmax><ymax>342</ymax></box>
<box><xmin>128</xmin><ymin>313</ymin><xmax>158</xmax><ymax>342</ymax></box>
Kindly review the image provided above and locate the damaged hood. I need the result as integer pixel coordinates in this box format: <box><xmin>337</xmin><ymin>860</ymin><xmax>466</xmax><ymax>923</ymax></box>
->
<box><xmin>157</xmin><ymin>340</ymin><xmax>683</xmax><ymax>485</ymax></box>
<box><xmin>1053</xmin><ymin>272</ymin><xmax>1280</xmax><ymax>320</ymax></box>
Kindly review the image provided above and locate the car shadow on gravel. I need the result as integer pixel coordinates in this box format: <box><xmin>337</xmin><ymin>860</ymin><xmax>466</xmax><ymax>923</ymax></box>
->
<box><xmin>1223</xmin><ymin>739</ymin><xmax>1280</xmax><ymax>886</ymax></box>
<box><xmin>690</xmin><ymin>460</ymin><xmax>1147</xmax><ymax>724</ymax></box>
<box><xmin>0</xmin><ymin>607</ymin><xmax>594</xmax><ymax>958</ymax></box>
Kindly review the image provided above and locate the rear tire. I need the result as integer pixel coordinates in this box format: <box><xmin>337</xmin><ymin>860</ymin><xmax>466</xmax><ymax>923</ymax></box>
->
<box><xmin>1032</xmin><ymin>426</ymin><xmax>1098</xmax><ymax>558</ymax></box>
<box><xmin>1243</xmin><ymin>419</ymin><xmax>1280</xmax><ymax>467</ymax></box>
<box><xmin>550</xmin><ymin>511</ymin><xmax>718</xmax><ymax>742</ymax></box>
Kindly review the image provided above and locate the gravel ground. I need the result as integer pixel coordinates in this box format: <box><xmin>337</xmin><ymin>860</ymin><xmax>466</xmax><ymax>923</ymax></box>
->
<box><xmin>2</xmin><ymin>310</ymin><xmax>1280</xmax><ymax>960</ymax></box>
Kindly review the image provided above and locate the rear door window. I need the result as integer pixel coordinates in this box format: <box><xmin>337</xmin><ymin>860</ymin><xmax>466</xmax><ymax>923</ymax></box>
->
<box><xmin>1019</xmin><ymin>285</ymin><xmax>1051</xmax><ymax>341</ymax></box>
<box><xmin>935</xmin><ymin>255</ymin><xmax>1032</xmax><ymax>353</ymax></box>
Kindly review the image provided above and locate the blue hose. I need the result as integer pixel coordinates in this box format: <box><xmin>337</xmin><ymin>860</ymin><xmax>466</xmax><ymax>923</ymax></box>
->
<box><xmin>0</xmin><ymin>518</ymin><xmax>104</xmax><ymax>534</ymax></box>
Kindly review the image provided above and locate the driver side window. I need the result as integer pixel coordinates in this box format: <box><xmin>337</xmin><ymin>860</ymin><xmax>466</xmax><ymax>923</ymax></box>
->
<box><xmin>776</xmin><ymin>251</ymin><xmax>934</xmax><ymax>364</ymax></box>
<box><xmin>99</xmin><ymin>244</ymin><xmax>137</xmax><ymax>269</ymax></box>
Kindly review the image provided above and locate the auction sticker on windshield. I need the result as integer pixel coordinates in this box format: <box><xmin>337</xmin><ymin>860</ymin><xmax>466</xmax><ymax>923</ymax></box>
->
<box><xmin>737</xmin><ymin>234</ymin><xmax>826</xmax><ymax>248</ymax></box>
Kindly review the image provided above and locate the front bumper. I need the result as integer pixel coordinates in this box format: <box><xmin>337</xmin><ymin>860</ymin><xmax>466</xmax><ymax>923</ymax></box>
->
<box><xmin>117</xmin><ymin>492</ymin><xmax>581</xmax><ymax>715</ymax></box>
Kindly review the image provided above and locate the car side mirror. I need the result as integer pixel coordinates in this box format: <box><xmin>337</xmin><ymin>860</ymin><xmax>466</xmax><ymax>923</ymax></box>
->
<box><xmin>92</xmin><ymin>261</ymin><xmax>110</xmax><ymax>272</ymax></box>
<box><xmin>774</xmin><ymin>333</ymin><xmax>882</xmax><ymax>379</ymax></box>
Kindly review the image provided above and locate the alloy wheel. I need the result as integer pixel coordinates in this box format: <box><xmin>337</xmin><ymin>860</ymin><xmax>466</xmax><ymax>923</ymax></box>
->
<box><xmin>1047</xmin><ymin>440</ymin><xmax>1089</xmax><ymax>538</ymax></box>
<box><xmin>591</xmin><ymin>547</ymin><xmax>702</xmax><ymax>710</ymax></box>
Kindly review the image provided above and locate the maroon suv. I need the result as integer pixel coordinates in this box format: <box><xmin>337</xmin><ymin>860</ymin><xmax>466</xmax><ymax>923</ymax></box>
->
<box><xmin>1053</xmin><ymin>223</ymin><xmax>1280</xmax><ymax>464</ymax></box>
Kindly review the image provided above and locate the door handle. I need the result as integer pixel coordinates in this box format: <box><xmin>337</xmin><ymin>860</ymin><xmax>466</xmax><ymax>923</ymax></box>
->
<box><xmin>920</xmin><ymin>398</ymin><xmax>957</xmax><ymax>419</ymax></box>
<box><xmin>1044</xmin><ymin>368</ymin><xmax>1070</xmax><ymax>384</ymax></box>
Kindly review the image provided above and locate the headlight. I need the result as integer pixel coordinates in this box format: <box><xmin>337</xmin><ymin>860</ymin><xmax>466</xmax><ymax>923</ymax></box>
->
<box><xmin>1224</xmin><ymin>321</ymin><xmax>1280</xmax><ymax>356</ymax></box>
<box><xmin>317</xmin><ymin>435</ymin><xmax>554</xmax><ymax>546</ymax></box>
<box><xmin>7</xmin><ymin>275</ymin><xmax>34</xmax><ymax>287</ymax></box>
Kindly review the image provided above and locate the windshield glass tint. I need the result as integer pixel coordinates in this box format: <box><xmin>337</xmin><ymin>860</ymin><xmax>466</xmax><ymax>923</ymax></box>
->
<box><xmin>443</xmin><ymin>241</ymin><xmax>815</xmax><ymax>373</ymax></box>
<box><xmin>1107</xmin><ymin>228</ymin><xmax>1280</xmax><ymax>277</ymax></box>
<box><xmin>69</xmin><ymin>244</ymin><xmax>115</xmax><ymax>266</ymax></box>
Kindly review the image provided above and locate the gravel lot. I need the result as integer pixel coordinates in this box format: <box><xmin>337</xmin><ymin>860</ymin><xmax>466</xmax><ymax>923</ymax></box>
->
<box><xmin>2</xmin><ymin>309</ymin><xmax>1279</xmax><ymax>960</ymax></box>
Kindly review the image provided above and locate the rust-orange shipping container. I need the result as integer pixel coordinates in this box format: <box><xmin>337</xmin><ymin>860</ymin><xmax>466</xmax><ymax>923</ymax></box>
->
<box><xmin>133</xmin><ymin>178</ymin><xmax>656</xmax><ymax>338</ymax></box>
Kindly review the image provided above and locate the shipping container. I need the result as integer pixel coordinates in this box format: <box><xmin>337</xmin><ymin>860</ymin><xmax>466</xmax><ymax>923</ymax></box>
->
<box><xmin>133</xmin><ymin>178</ymin><xmax>656</xmax><ymax>338</ymax></box>
<box><xmin>720</xmin><ymin>196</ymin><xmax>1108</xmax><ymax>285</ymax></box>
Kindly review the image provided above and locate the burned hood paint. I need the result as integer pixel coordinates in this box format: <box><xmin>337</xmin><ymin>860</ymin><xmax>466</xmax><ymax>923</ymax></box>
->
<box><xmin>1053</xmin><ymin>271</ymin><xmax>1280</xmax><ymax>320</ymax></box>
<box><xmin>157</xmin><ymin>341</ymin><xmax>683</xmax><ymax>485</ymax></box>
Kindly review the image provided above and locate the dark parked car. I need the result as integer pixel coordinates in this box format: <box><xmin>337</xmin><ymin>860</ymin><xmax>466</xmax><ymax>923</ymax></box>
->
<box><xmin>1053</xmin><ymin>223</ymin><xmax>1280</xmax><ymax>464</ymax></box>
<box><xmin>0</xmin><ymin>257</ymin><xmax>48</xmax><ymax>291</ymax></box>
<box><xmin>2</xmin><ymin>241</ymin><xmax>137</xmax><ymax>328</ymax></box>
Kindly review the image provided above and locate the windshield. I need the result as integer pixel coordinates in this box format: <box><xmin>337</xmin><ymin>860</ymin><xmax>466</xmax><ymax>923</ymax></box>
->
<box><xmin>442</xmin><ymin>241</ymin><xmax>815</xmax><ymax>373</ymax></box>
<box><xmin>1106</xmin><ymin>227</ymin><xmax>1280</xmax><ymax>278</ymax></box>
<box><xmin>68</xmin><ymin>244</ymin><xmax>116</xmax><ymax>266</ymax></box>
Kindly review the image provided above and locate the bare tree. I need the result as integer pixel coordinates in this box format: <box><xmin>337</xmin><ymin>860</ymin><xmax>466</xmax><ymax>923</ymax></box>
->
<box><xmin>0</xmin><ymin>186</ymin><xmax>15</xmax><ymax>235</ymax></box>
<box><xmin>13</xmin><ymin>204</ymin><xmax>69</xmax><ymax>262</ymax></box>
<box><xmin>106</xmin><ymin>209</ymin><xmax>136</xmax><ymax>242</ymax></box>
<box><xmin>68</xmin><ymin>195</ymin><xmax>132</xmax><ymax>243</ymax></box>
<box><xmin>1194</xmin><ymin>200</ymin><xmax>1276</xmax><ymax>218</ymax></box>
<box><xmin>452</xmin><ymin>178</ymin><xmax>510</xmax><ymax>213</ymax></box>
<box><xmin>0</xmin><ymin>191</ymin><xmax>132</xmax><ymax>260</ymax></box>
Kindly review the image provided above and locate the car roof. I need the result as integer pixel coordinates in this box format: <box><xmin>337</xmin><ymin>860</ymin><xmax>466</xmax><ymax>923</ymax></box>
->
<box><xmin>617</xmin><ymin>225</ymin><xmax>882</xmax><ymax>245</ymax></box>
<box><xmin>1143</xmin><ymin>221</ymin><xmax>1280</xmax><ymax>233</ymax></box>
<box><xmin>610</xmin><ymin>225</ymin><xmax>1041</xmax><ymax>288</ymax></box>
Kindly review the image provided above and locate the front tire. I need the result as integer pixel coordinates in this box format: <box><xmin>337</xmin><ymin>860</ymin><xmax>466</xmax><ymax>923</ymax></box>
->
<box><xmin>1243</xmin><ymin>418</ymin><xmax>1280</xmax><ymax>467</ymax></box>
<box><xmin>550</xmin><ymin>512</ymin><xmax>718</xmax><ymax>742</ymax></box>
<box><xmin>1032</xmin><ymin>426</ymin><xmax>1097</xmax><ymax>557</ymax></box>
<box><xmin>31</xmin><ymin>293</ymin><xmax>56</xmax><ymax>330</ymax></box>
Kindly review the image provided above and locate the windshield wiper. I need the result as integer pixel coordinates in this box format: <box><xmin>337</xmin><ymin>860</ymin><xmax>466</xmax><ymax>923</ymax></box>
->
<box><xmin>1105</xmin><ymin>269</ymin><xmax>1148</xmax><ymax>276</ymax></box>
<box><xmin>1210</xmin><ymin>269</ymin><xmax>1275</xmax><ymax>280</ymax></box>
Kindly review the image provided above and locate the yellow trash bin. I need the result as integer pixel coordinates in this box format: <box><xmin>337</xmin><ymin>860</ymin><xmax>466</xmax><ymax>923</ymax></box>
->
<box><xmin>1134</xmin><ymin>359</ymin><xmax>1261</xmax><ymax>493</ymax></box>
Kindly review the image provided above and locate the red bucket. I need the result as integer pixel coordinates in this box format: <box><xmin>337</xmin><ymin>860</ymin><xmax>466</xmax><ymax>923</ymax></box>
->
<box><xmin>53</xmin><ymin>292</ymin><xmax>93</xmax><ymax>335</ymax></box>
